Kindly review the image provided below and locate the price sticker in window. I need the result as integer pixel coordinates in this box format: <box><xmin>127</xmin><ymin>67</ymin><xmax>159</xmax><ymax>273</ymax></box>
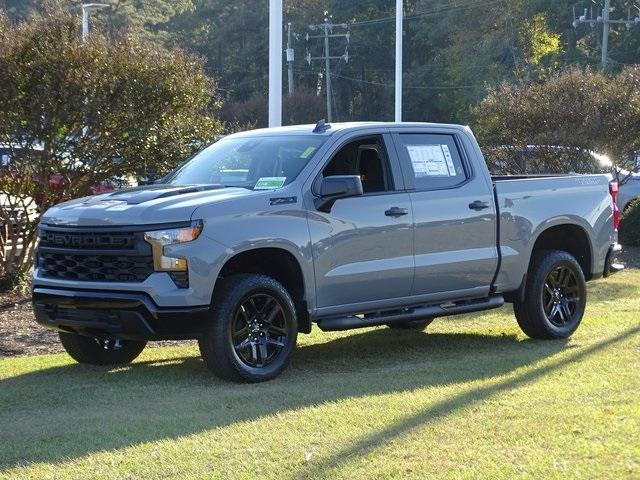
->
<box><xmin>406</xmin><ymin>144</ymin><xmax>457</xmax><ymax>177</ymax></box>
<box><xmin>300</xmin><ymin>146</ymin><xmax>316</xmax><ymax>159</ymax></box>
<box><xmin>255</xmin><ymin>177</ymin><xmax>286</xmax><ymax>190</ymax></box>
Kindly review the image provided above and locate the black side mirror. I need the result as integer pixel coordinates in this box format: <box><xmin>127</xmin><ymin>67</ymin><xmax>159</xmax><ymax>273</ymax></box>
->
<box><xmin>315</xmin><ymin>175</ymin><xmax>363</xmax><ymax>212</ymax></box>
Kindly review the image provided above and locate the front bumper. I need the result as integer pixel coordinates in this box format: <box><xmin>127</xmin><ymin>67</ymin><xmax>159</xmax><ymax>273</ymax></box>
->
<box><xmin>603</xmin><ymin>243</ymin><xmax>624</xmax><ymax>277</ymax></box>
<box><xmin>32</xmin><ymin>287</ymin><xmax>211</xmax><ymax>341</ymax></box>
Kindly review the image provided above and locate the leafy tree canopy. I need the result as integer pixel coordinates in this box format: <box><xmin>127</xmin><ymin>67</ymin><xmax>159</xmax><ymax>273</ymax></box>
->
<box><xmin>474</xmin><ymin>67</ymin><xmax>640</xmax><ymax>175</ymax></box>
<box><xmin>0</xmin><ymin>9</ymin><xmax>222</xmax><ymax>283</ymax></box>
<box><xmin>4</xmin><ymin>0</ymin><xmax>639</xmax><ymax>125</ymax></box>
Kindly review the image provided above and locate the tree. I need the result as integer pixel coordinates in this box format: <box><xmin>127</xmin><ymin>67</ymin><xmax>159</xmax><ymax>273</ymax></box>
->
<box><xmin>473</xmin><ymin>67</ymin><xmax>640</xmax><ymax>177</ymax></box>
<box><xmin>0</xmin><ymin>11</ymin><xmax>222</xmax><ymax>287</ymax></box>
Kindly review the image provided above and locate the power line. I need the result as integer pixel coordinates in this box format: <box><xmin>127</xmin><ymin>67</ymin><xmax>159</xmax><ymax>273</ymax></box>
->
<box><xmin>292</xmin><ymin>68</ymin><xmax>486</xmax><ymax>90</ymax></box>
<box><xmin>328</xmin><ymin>72</ymin><xmax>482</xmax><ymax>90</ymax></box>
<box><xmin>349</xmin><ymin>0</ymin><xmax>504</xmax><ymax>27</ymax></box>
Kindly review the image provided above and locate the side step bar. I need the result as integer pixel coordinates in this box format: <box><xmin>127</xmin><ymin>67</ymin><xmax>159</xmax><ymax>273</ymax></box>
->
<box><xmin>317</xmin><ymin>296</ymin><xmax>504</xmax><ymax>332</ymax></box>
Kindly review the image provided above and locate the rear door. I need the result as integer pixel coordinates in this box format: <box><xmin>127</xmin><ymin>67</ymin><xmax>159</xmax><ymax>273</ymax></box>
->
<box><xmin>305</xmin><ymin>132</ymin><xmax>415</xmax><ymax>311</ymax></box>
<box><xmin>391</xmin><ymin>130</ymin><xmax>499</xmax><ymax>299</ymax></box>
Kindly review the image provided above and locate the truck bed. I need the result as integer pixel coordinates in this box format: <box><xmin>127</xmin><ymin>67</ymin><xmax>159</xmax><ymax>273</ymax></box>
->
<box><xmin>491</xmin><ymin>174</ymin><xmax>573</xmax><ymax>181</ymax></box>
<box><xmin>491</xmin><ymin>173</ymin><xmax>615</xmax><ymax>293</ymax></box>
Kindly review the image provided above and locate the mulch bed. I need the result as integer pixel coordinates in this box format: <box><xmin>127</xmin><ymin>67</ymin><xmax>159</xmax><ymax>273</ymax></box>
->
<box><xmin>0</xmin><ymin>290</ymin><xmax>194</xmax><ymax>358</ymax></box>
<box><xmin>0</xmin><ymin>290</ymin><xmax>60</xmax><ymax>357</ymax></box>
<box><xmin>2</xmin><ymin>246</ymin><xmax>639</xmax><ymax>358</ymax></box>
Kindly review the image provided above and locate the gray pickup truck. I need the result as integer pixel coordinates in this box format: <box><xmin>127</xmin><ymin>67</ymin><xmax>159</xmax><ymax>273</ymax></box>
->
<box><xmin>32</xmin><ymin>122</ymin><xmax>622</xmax><ymax>382</ymax></box>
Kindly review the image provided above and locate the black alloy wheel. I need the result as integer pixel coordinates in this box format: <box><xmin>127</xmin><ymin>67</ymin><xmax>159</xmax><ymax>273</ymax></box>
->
<box><xmin>513</xmin><ymin>250</ymin><xmax>587</xmax><ymax>340</ymax></box>
<box><xmin>199</xmin><ymin>274</ymin><xmax>298</xmax><ymax>382</ymax></box>
<box><xmin>542</xmin><ymin>265</ymin><xmax>582</xmax><ymax>327</ymax></box>
<box><xmin>231</xmin><ymin>293</ymin><xmax>289</xmax><ymax>368</ymax></box>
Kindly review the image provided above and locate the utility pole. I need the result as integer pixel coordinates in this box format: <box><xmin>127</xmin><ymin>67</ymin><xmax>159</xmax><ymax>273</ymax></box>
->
<box><xmin>323</xmin><ymin>24</ymin><xmax>332</xmax><ymax>122</ymax></box>
<box><xmin>602</xmin><ymin>0</ymin><xmax>611</xmax><ymax>68</ymax></box>
<box><xmin>306</xmin><ymin>16</ymin><xmax>350</xmax><ymax>123</ymax></box>
<box><xmin>286</xmin><ymin>23</ymin><xmax>295</xmax><ymax>96</ymax></box>
<box><xmin>573</xmin><ymin>1</ymin><xmax>640</xmax><ymax>70</ymax></box>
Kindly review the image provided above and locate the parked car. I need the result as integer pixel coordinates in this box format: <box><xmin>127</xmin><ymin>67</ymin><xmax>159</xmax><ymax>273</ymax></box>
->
<box><xmin>32</xmin><ymin>122</ymin><xmax>622</xmax><ymax>382</ymax></box>
<box><xmin>618</xmin><ymin>172</ymin><xmax>640</xmax><ymax>211</ymax></box>
<box><xmin>483</xmin><ymin>144</ymin><xmax>611</xmax><ymax>176</ymax></box>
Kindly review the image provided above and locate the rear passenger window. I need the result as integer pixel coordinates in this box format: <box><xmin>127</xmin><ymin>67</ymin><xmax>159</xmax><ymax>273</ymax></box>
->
<box><xmin>396</xmin><ymin>134</ymin><xmax>467</xmax><ymax>190</ymax></box>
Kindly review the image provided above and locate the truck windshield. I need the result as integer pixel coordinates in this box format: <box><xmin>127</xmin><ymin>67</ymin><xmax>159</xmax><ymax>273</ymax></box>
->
<box><xmin>163</xmin><ymin>135</ymin><xmax>326</xmax><ymax>190</ymax></box>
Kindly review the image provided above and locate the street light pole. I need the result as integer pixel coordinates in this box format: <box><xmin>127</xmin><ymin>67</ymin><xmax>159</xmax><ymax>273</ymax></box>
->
<box><xmin>81</xmin><ymin>4</ymin><xmax>109</xmax><ymax>137</ymax></box>
<box><xmin>81</xmin><ymin>3</ymin><xmax>110</xmax><ymax>41</ymax></box>
<box><xmin>395</xmin><ymin>0</ymin><xmax>403</xmax><ymax>122</ymax></box>
<box><xmin>268</xmin><ymin>0</ymin><xmax>283</xmax><ymax>127</ymax></box>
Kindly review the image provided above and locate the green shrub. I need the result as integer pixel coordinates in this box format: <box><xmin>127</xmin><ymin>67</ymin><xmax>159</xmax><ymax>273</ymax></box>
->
<box><xmin>619</xmin><ymin>200</ymin><xmax>640</xmax><ymax>246</ymax></box>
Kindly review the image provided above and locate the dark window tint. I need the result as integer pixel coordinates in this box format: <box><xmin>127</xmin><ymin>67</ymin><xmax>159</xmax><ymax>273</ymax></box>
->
<box><xmin>322</xmin><ymin>136</ymin><xmax>393</xmax><ymax>194</ymax></box>
<box><xmin>396</xmin><ymin>134</ymin><xmax>467</xmax><ymax>190</ymax></box>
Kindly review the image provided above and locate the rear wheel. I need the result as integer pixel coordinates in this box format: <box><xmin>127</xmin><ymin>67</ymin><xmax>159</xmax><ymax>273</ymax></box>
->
<box><xmin>513</xmin><ymin>250</ymin><xmax>586</xmax><ymax>339</ymax></box>
<box><xmin>59</xmin><ymin>332</ymin><xmax>146</xmax><ymax>365</ymax></box>
<box><xmin>199</xmin><ymin>274</ymin><xmax>298</xmax><ymax>382</ymax></box>
<box><xmin>387</xmin><ymin>318</ymin><xmax>434</xmax><ymax>330</ymax></box>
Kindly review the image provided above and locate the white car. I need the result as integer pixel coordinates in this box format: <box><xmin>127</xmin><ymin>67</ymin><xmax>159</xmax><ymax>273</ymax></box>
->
<box><xmin>618</xmin><ymin>175</ymin><xmax>640</xmax><ymax>211</ymax></box>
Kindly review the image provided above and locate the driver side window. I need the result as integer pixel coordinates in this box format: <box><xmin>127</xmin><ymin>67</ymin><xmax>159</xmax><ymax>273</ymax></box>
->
<box><xmin>322</xmin><ymin>136</ymin><xmax>394</xmax><ymax>194</ymax></box>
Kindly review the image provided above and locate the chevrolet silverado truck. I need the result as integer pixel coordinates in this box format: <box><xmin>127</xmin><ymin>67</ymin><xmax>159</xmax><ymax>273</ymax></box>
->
<box><xmin>32</xmin><ymin>122</ymin><xmax>622</xmax><ymax>382</ymax></box>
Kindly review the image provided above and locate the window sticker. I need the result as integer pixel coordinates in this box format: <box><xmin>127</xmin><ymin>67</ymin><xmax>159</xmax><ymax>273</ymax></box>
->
<box><xmin>300</xmin><ymin>146</ymin><xmax>316</xmax><ymax>159</ymax></box>
<box><xmin>254</xmin><ymin>177</ymin><xmax>286</xmax><ymax>190</ymax></box>
<box><xmin>441</xmin><ymin>145</ymin><xmax>457</xmax><ymax>175</ymax></box>
<box><xmin>406</xmin><ymin>144</ymin><xmax>457</xmax><ymax>177</ymax></box>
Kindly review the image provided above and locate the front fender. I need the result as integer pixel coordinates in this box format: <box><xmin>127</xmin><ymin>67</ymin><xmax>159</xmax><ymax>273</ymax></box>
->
<box><xmin>191</xmin><ymin>188</ymin><xmax>315</xmax><ymax>308</ymax></box>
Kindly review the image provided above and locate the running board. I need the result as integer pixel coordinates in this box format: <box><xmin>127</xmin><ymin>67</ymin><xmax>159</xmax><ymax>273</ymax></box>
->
<box><xmin>316</xmin><ymin>296</ymin><xmax>504</xmax><ymax>332</ymax></box>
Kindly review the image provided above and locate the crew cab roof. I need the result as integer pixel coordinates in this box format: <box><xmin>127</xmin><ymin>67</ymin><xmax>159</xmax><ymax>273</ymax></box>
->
<box><xmin>225</xmin><ymin>121</ymin><xmax>469</xmax><ymax>139</ymax></box>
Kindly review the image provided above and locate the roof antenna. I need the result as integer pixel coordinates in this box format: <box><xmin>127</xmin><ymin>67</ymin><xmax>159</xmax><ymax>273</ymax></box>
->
<box><xmin>313</xmin><ymin>119</ymin><xmax>331</xmax><ymax>133</ymax></box>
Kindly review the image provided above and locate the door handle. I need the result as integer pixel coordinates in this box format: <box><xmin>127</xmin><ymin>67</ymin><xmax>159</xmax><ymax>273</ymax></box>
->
<box><xmin>385</xmin><ymin>206</ymin><xmax>409</xmax><ymax>217</ymax></box>
<box><xmin>468</xmin><ymin>200</ymin><xmax>490</xmax><ymax>211</ymax></box>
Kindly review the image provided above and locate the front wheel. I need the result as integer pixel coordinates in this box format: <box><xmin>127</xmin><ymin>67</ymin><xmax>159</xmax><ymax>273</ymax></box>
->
<box><xmin>199</xmin><ymin>274</ymin><xmax>298</xmax><ymax>382</ymax></box>
<box><xmin>59</xmin><ymin>332</ymin><xmax>146</xmax><ymax>365</ymax></box>
<box><xmin>513</xmin><ymin>250</ymin><xmax>587</xmax><ymax>339</ymax></box>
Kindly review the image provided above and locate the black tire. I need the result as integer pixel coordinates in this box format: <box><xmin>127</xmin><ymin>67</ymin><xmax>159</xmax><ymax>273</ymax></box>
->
<box><xmin>513</xmin><ymin>250</ymin><xmax>587</xmax><ymax>340</ymax></box>
<box><xmin>198</xmin><ymin>274</ymin><xmax>298</xmax><ymax>383</ymax></box>
<box><xmin>387</xmin><ymin>318</ymin><xmax>434</xmax><ymax>330</ymax></box>
<box><xmin>58</xmin><ymin>332</ymin><xmax>146</xmax><ymax>365</ymax></box>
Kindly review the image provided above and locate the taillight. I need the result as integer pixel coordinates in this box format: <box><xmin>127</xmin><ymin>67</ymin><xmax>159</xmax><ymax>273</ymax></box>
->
<box><xmin>609</xmin><ymin>181</ymin><xmax>620</xmax><ymax>230</ymax></box>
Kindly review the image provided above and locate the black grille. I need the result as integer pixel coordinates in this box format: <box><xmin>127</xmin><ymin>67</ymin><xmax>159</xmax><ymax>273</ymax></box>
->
<box><xmin>37</xmin><ymin>226</ymin><xmax>154</xmax><ymax>283</ymax></box>
<box><xmin>39</xmin><ymin>229</ymin><xmax>136</xmax><ymax>250</ymax></box>
<box><xmin>38</xmin><ymin>252</ymin><xmax>154</xmax><ymax>282</ymax></box>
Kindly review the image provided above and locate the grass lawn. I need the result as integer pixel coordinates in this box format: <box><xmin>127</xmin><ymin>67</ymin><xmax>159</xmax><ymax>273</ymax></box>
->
<box><xmin>0</xmin><ymin>271</ymin><xmax>639</xmax><ymax>479</ymax></box>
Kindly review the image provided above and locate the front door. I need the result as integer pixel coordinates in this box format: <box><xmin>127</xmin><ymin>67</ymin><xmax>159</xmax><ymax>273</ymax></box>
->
<box><xmin>307</xmin><ymin>134</ymin><xmax>414</xmax><ymax>310</ymax></box>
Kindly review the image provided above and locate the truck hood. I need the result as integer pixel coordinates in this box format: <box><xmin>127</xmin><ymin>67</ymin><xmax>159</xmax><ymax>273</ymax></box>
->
<box><xmin>41</xmin><ymin>184</ymin><xmax>258</xmax><ymax>227</ymax></box>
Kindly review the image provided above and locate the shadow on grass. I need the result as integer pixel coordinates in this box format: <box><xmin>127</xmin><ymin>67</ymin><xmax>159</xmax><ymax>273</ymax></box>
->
<box><xmin>0</xmin><ymin>325</ymin><xmax>636</xmax><ymax>470</ymax></box>
<box><xmin>293</xmin><ymin>324</ymin><xmax>640</xmax><ymax>478</ymax></box>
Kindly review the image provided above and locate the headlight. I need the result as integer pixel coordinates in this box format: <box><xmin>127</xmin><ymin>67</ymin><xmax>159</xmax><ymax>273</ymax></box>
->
<box><xmin>144</xmin><ymin>220</ymin><xmax>203</xmax><ymax>271</ymax></box>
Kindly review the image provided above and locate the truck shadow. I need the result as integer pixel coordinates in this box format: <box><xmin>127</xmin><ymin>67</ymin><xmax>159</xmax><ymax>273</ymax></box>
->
<box><xmin>0</xmin><ymin>325</ymin><xmax>636</xmax><ymax>471</ymax></box>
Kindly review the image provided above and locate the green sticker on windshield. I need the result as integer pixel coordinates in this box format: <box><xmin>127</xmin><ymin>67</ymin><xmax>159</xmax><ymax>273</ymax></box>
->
<box><xmin>255</xmin><ymin>177</ymin><xmax>286</xmax><ymax>190</ymax></box>
<box><xmin>300</xmin><ymin>146</ymin><xmax>316</xmax><ymax>159</ymax></box>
